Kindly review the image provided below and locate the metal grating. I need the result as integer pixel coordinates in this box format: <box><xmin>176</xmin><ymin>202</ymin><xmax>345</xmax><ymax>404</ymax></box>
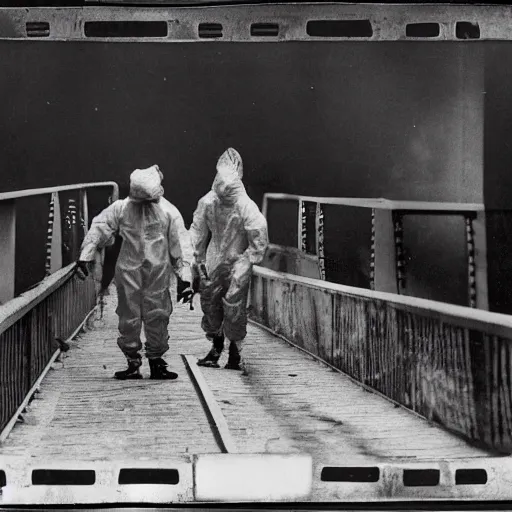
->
<box><xmin>26</xmin><ymin>22</ymin><xmax>50</xmax><ymax>38</ymax></box>
<box><xmin>198</xmin><ymin>23</ymin><xmax>223</xmax><ymax>39</ymax></box>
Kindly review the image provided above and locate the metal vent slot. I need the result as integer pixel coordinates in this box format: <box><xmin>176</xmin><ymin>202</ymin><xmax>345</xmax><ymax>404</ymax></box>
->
<box><xmin>118</xmin><ymin>468</ymin><xmax>180</xmax><ymax>485</ymax></box>
<box><xmin>306</xmin><ymin>20</ymin><xmax>373</xmax><ymax>38</ymax></box>
<box><xmin>406</xmin><ymin>23</ymin><xmax>440</xmax><ymax>38</ymax></box>
<box><xmin>26</xmin><ymin>22</ymin><xmax>50</xmax><ymax>38</ymax></box>
<box><xmin>455</xmin><ymin>469</ymin><xmax>488</xmax><ymax>485</ymax></box>
<box><xmin>321</xmin><ymin>467</ymin><xmax>380</xmax><ymax>482</ymax></box>
<box><xmin>251</xmin><ymin>23</ymin><xmax>279</xmax><ymax>37</ymax></box>
<box><xmin>84</xmin><ymin>21</ymin><xmax>168</xmax><ymax>38</ymax></box>
<box><xmin>198</xmin><ymin>23</ymin><xmax>223</xmax><ymax>39</ymax></box>
<box><xmin>403</xmin><ymin>469</ymin><xmax>440</xmax><ymax>487</ymax></box>
<box><xmin>32</xmin><ymin>469</ymin><xmax>96</xmax><ymax>486</ymax></box>
<box><xmin>456</xmin><ymin>21</ymin><xmax>480</xmax><ymax>39</ymax></box>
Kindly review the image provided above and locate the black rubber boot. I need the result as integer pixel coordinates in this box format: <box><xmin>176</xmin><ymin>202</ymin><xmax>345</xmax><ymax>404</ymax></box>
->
<box><xmin>224</xmin><ymin>341</ymin><xmax>244</xmax><ymax>372</ymax></box>
<box><xmin>149</xmin><ymin>358</ymin><xmax>178</xmax><ymax>380</ymax></box>
<box><xmin>114</xmin><ymin>359</ymin><xmax>142</xmax><ymax>380</ymax></box>
<box><xmin>197</xmin><ymin>335</ymin><xmax>224</xmax><ymax>368</ymax></box>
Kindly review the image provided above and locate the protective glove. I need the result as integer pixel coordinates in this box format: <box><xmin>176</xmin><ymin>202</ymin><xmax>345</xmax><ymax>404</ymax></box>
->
<box><xmin>75</xmin><ymin>260</ymin><xmax>90</xmax><ymax>281</ymax></box>
<box><xmin>192</xmin><ymin>264</ymin><xmax>201</xmax><ymax>295</ymax></box>
<box><xmin>177</xmin><ymin>278</ymin><xmax>194</xmax><ymax>305</ymax></box>
<box><xmin>101</xmin><ymin>235</ymin><xmax>122</xmax><ymax>292</ymax></box>
<box><xmin>197</xmin><ymin>263</ymin><xmax>210</xmax><ymax>292</ymax></box>
<box><xmin>192</xmin><ymin>263</ymin><xmax>209</xmax><ymax>292</ymax></box>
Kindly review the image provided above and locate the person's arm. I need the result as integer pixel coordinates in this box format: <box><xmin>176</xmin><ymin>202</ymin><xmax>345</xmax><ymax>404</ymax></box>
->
<box><xmin>75</xmin><ymin>200</ymin><xmax>123</xmax><ymax>280</ymax></box>
<box><xmin>166</xmin><ymin>203</ymin><xmax>193</xmax><ymax>285</ymax></box>
<box><xmin>242</xmin><ymin>203</ymin><xmax>269</xmax><ymax>266</ymax></box>
<box><xmin>189</xmin><ymin>196</ymin><xmax>211</xmax><ymax>266</ymax></box>
<box><xmin>79</xmin><ymin>200</ymin><xmax>123</xmax><ymax>262</ymax></box>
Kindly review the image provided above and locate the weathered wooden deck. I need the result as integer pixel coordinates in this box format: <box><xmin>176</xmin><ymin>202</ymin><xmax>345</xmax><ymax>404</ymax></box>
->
<box><xmin>0</xmin><ymin>285</ymin><xmax>493</xmax><ymax>500</ymax></box>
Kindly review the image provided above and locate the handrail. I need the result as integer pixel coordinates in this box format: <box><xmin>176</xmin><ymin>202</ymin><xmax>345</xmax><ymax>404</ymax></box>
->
<box><xmin>0</xmin><ymin>264</ymin><xmax>77</xmax><ymax>337</ymax></box>
<box><xmin>0</xmin><ymin>181</ymin><xmax>120</xmax><ymax>305</ymax></box>
<box><xmin>0</xmin><ymin>182</ymin><xmax>115</xmax><ymax>435</ymax></box>
<box><xmin>250</xmin><ymin>265</ymin><xmax>512</xmax><ymax>454</ymax></box>
<box><xmin>252</xmin><ymin>265</ymin><xmax>512</xmax><ymax>339</ymax></box>
<box><xmin>0</xmin><ymin>182</ymin><xmax>119</xmax><ymax>202</ymax></box>
<box><xmin>260</xmin><ymin>192</ymin><xmax>500</xmax><ymax>307</ymax></box>
<box><xmin>262</xmin><ymin>192</ymin><xmax>486</xmax><ymax>213</ymax></box>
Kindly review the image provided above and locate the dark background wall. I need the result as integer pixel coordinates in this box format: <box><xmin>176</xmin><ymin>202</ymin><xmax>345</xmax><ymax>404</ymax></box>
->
<box><xmin>0</xmin><ymin>40</ymin><xmax>491</xmax><ymax>303</ymax></box>
<box><xmin>1</xmin><ymin>41</ymin><xmax>483</xmax><ymax>208</ymax></box>
<box><xmin>483</xmin><ymin>43</ymin><xmax>512</xmax><ymax>314</ymax></box>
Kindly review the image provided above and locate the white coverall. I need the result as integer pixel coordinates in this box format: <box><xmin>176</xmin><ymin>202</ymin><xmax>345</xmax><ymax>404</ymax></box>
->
<box><xmin>79</xmin><ymin>166</ymin><xmax>193</xmax><ymax>363</ymax></box>
<box><xmin>189</xmin><ymin>149</ymin><xmax>268</xmax><ymax>367</ymax></box>
<box><xmin>189</xmin><ymin>148</ymin><xmax>244</xmax><ymax>274</ymax></box>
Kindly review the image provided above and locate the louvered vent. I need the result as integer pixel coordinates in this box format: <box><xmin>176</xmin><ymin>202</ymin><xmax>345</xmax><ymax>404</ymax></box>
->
<box><xmin>26</xmin><ymin>22</ymin><xmax>50</xmax><ymax>38</ymax></box>
<box><xmin>251</xmin><ymin>23</ymin><xmax>279</xmax><ymax>37</ymax></box>
<box><xmin>198</xmin><ymin>23</ymin><xmax>223</xmax><ymax>39</ymax></box>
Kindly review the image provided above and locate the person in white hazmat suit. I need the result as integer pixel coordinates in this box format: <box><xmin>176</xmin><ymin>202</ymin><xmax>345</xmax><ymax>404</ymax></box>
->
<box><xmin>76</xmin><ymin>165</ymin><xmax>194</xmax><ymax>380</ymax></box>
<box><xmin>189</xmin><ymin>148</ymin><xmax>269</xmax><ymax>371</ymax></box>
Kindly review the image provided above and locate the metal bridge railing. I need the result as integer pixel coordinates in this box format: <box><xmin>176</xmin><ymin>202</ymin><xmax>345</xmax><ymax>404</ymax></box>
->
<box><xmin>250</xmin><ymin>265</ymin><xmax>512</xmax><ymax>455</ymax></box>
<box><xmin>262</xmin><ymin>193</ymin><xmax>493</xmax><ymax>310</ymax></box>
<box><xmin>0</xmin><ymin>182</ymin><xmax>118</xmax><ymax>439</ymax></box>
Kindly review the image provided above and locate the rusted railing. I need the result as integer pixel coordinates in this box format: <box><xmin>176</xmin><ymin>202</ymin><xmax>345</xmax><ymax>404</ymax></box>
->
<box><xmin>250</xmin><ymin>265</ymin><xmax>512</xmax><ymax>454</ymax></box>
<box><xmin>262</xmin><ymin>193</ymin><xmax>490</xmax><ymax>310</ymax></box>
<box><xmin>0</xmin><ymin>182</ymin><xmax>118</xmax><ymax>438</ymax></box>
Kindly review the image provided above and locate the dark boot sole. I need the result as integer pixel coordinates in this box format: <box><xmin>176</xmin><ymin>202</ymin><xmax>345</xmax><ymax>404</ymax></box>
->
<box><xmin>150</xmin><ymin>375</ymin><xmax>178</xmax><ymax>380</ymax></box>
<box><xmin>114</xmin><ymin>374</ymin><xmax>143</xmax><ymax>380</ymax></box>
<box><xmin>197</xmin><ymin>360</ymin><xmax>220</xmax><ymax>368</ymax></box>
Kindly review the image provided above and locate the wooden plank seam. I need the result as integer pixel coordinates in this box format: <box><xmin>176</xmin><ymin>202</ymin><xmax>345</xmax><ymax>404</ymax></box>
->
<box><xmin>182</xmin><ymin>354</ymin><xmax>237</xmax><ymax>454</ymax></box>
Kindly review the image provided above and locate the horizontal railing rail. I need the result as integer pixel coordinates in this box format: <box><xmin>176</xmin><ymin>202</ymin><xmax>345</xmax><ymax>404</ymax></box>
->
<box><xmin>0</xmin><ymin>182</ymin><xmax>119</xmax><ymax>305</ymax></box>
<box><xmin>0</xmin><ymin>263</ymin><xmax>77</xmax><ymax>337</ymax></box>
<box><xmin>261</xmin><ymin>193</ymin><xmax>512</xmax><ymax>310</ymax></box>
<box><xmin>0</xmin><ymin>182</ymin><xmax>118</xmax><ymax>438</ymax></box>
<box><xmin>250</xmin><ymin>265</ymin><xmax>512</xmax><ymax>454</ymax></box>
<box><xmin>262</xmin><ymin>193</ymin><xmax>486</xmax><ymax>216</ymax></box>
<box><xmin>0</xmin><ymin>182</ymin><xmax>119</xmax><ymax>202</ymax></box>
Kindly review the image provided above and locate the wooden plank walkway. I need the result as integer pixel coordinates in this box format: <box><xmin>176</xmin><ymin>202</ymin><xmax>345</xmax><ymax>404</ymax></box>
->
<box><xmin>0</xmin><ymin>288</ymin><xmax>220</xmax><ymax>462</ymax></box>
<box><xmin>1</xmin><ymin>282</ymin><xmax>492</xmax><ymax>489</ymax></box>
<box><xmin>175</xmin><ymin>299</ymin><xmax>491</xmax><ymax>463</ymax></box>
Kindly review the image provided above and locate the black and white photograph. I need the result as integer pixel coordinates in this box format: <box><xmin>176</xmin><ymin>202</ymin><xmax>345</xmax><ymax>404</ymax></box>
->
<box><xmin>0</xmin><ymin>0</ymin><xmax>511</xmax><ymax>508</ymax></box>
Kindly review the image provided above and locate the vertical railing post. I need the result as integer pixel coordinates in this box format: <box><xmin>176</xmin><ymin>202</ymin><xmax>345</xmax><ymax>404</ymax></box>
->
<box><xmin>373</xmin><ymin>208</ymin><xmax>399</xmax><ymax>294</ymax></box>
<box><xmin>466</xmin><ymin>214</ymin><xmax>477</xmax><ymax>308</ymax></box>
<box><xmin>80</xmin><ymin>189</ymin><xmax>89</xmax><ymax>236</ymax></box>
<box><xmin>45</xmin><ymin>192</ymin><xmax>62</xmax><ymax>275</ymax></box>
<box><xmin>63</xmin><ymin>197</ymin><xmax>80</xmax><ymax>265</ymax></box>
<box><xmin>298</xmin><ymin>199</ymin><xmax>306</xmax><ymax>252</ymax></box>
<box><xmin>45</xmin><ymin>194</ymin><xmax>55</xmax><ymax>276</ymax></box>
<box><xmin>262</xmin><ymin>194</ymin><xmax>269</xmax><ymax>219</ymax></box>
<box><xmin>24</xmin><ymin>311</ymin><xmax>32</xmax><ymax>398</ymax></box>
<box><xmin>394</xmin><ymin>212</ymin><xmax>406</xmax><ymax>294</ymax></box>
<box><xmin>315</xmin><ymin>202</ymin><xmax>326</xmax><ymax>281</ymax></box>
<box><xmin>79</xmin><ymin>190</ymin><xmax>88</xmax><ymax>271</ymax></box>
<box><xmin>370</xmin><ymin>209</ymin><xmax>376</xmax><ymax>290</ymax></box>
<box><xmin>109</xmin><ymin>183</ymin><xmax>119</xmax><ymax>202</ymax></box>
<box><xmin>471</xmin><ymin>211</ymin><xmax>489</xmax><ymax>310</ymax></box>
<box><xmin>0</xmin><ymin>200</ymin><xmax>16</xmax><ymax>304</ymax></box>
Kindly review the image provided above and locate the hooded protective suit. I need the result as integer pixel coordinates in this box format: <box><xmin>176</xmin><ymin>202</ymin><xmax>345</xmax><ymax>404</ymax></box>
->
<box><xmin>189</xmin><ymin>147</ymin><xmax>244</xmax><ymax>271</ymax></box>
<box><xmin>189</xmin><ymin>148</ymin><xmax>268</xmax><ymax>369</ymax></box>
<box><xmin>79</xmin><ymin>165</ymin><xmax>193</xmax><ymax>366</ymax></box>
